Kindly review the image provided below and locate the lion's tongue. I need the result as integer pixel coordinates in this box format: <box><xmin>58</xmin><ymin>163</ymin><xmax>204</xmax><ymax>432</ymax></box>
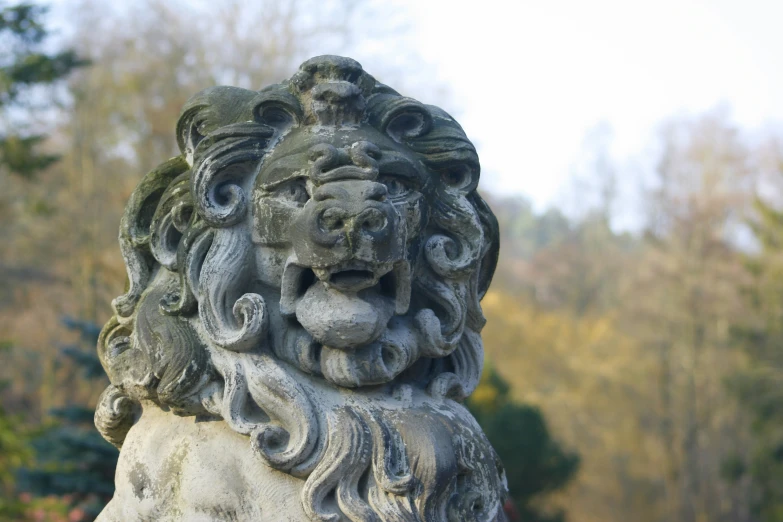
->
<box><xmin>295</xmin><ymin>282</ymin><xmax>395</xmax><ymax>350</ymax></box>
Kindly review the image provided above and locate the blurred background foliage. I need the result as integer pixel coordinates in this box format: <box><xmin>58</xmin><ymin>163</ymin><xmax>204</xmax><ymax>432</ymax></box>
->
<box><xmin>2</xmin><ymin>1</ymin><xmax>783</xmax><ymax>521</ymax></box>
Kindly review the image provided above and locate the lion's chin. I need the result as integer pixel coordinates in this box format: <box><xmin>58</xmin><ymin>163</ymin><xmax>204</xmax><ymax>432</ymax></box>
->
<box><xmin>281</xmin><ymin>258</ymin><xmax>410</xmax><ymax>350</ymax></box>
<box><xmin>279</xmin><ymin>258</ymin><xmax>418</xmax><ymax>387</ymax></box>
<box><xmin>296</xmin><ymin>282</ymin><xmax>395</xmax><ymax>349</ymax></box>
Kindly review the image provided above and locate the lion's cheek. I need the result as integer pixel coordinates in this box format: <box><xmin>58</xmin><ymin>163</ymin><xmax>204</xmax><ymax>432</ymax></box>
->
<box><xmin>251</xmin><ymin>196</ymin><xmax>298</xmax><ymax>247</ymax></box>
<box><xmin>395</xmin><ymin>192</ymin><xmax>425</xmax><ymax>243</ymax></box>
<box><xmin>253</xmin><ymin>246</ymin><xmax>290</xmax><ymax>287</ymax></box>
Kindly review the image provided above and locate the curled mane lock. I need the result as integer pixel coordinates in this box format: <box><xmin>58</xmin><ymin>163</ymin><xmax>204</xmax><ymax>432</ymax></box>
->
<box><xmin>112</xmin><ymin>156</ymin><xmax>190</xmax><ymax>319</ymax></box>
<box><xmin>425</xmin><ymin>192</ymin><xmax>485</xmax><ymax>280</ymax></box>
<box><xmin>198</xmin><ymin>228</ymin><xmax>268</xmax><ymax>353</ymax></box>
<box><xmin>209</xmin><ymin>350</ymin><xmax>323</xmax><ymax>477</ymax></box>
<box><xmin>191</xmin><ymin>122</ymin><xmax>275</xmax><ymax>227</ymax></box>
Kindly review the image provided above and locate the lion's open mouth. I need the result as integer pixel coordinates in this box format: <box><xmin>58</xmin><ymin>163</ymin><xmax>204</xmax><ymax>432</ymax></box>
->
<box><xmin>313</xmin><ymin>261</ymin><xmax>386</xmax><ymax>293</ymax></box>
<box><xmin>280</xmin><ymin>257</ymin><xmax>410</xmax><ymax>351</ymax></box>
<box><xmin>328</xmin><ymin>269</ymin><xmax>375</xmax><ymax>291</ymax></box>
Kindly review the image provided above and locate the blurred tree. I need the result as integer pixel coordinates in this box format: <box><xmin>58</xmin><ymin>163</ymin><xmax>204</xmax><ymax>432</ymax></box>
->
<box><xmin>486</xmin><ymin>191</ymin><xmax>636</xmax><ymax>317</ymax></box>
<box><xmin>468</xmin><ymin>366</ymin><xmax>580</xmax><ymax>522</ymax></box>
<box><xmin>478</xmin><ymin>110</ymin><xmax>767</xmax><ymax>522</ymax></box>
<box><xmin>0</xmin><ymin>1</ymin><xmax>86</xmax><ymax>312</ymax></box>
<box><xmin>485</xmin><ymin>194</ymin><xmax>571</xmax><ymax>262</ymax></box>
<box><xmin>0</xmin><ymin>341</ymin><xmax>33</xmax><ymax>519</ymax></box>
<box><xmin>16</xmin><ymin>319</ymin><xmax>117</xmax><ymax>522</ymax></box>
<box><xmin>623</xmin><ymin>110</ymin><xmax>755</xmax><ymax>522</ymax></box>
<box><xmin>1</xmin><ymin>1</ymin><xmax>379</xmax><ymax>518</ymax></box>
<box><xmin>727</xmin><ymin>196</ymin><xmax>783</xmax><ymax>522</ymax></box>
<box><xmin>524</xmin><ymin>213</ymin><xmax>635</xmax><ymax>315</ymax></box>
<box><xmin>480</xmin><ymin>290</ymin><xmax>663</xmax><ymax>522</ymax></box>
<box><xmin>0</xmin><ymin>0</ymin><xmax>368</xmax><ymax>423</ymax></box>
<box><xmin>0</xmin><ymin>1</ymin><xmax>86</xmax><ymax>178</ymax></box>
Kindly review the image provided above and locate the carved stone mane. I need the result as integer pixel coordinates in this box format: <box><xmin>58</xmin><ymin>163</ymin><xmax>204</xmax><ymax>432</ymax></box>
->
<box><xmin>95</xmin><ymin>56</ymin><xmax>506</xmax><ymax>522</ymax></box>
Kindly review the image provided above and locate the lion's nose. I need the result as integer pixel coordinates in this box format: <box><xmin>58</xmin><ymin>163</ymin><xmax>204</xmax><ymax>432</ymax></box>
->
<box><xmin>313</xmin><ymin>181</ymin><xmax>392</xmax><ymax>243</ymax></box>
<box><xmin>293</xmin><ymin>179</ymin><xmax>404</xmax><ymax>268</ymax></box>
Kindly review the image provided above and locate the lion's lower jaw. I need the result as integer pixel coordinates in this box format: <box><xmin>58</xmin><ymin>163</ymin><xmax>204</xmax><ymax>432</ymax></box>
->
<box><xmin>272</xmin><ymin>254</ymin><xmax>412</xmax><ymax>388</ymax></box>
<box><xmin>274</xmin><ymin>314</ymin><xmax>423</xmax><ymax>389</ymax></box>
<box><xmin>102</xmin><ymin>378</ymin><xmax>507</xmax><ymax>522</ymax></box>
<box><xmin>274</xmin><ymin>262</ymin><xmax>464</xmax><ymax>388</ymax></box>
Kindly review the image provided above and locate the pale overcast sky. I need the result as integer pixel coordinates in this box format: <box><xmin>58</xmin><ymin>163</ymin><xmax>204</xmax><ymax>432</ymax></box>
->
<box><xmin>367</xmin><ymin>0</ymin><xmax>783</xmax><ymax>210</ymax></box>
<box><xmin>50</xmin><ymin>0</ymin><xmax>783</xmax><ymax>213</ymax></box>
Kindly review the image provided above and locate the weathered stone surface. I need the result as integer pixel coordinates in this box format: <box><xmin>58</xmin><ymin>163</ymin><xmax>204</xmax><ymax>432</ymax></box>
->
<box><xmin>95</xmin><ymin>55</ymin><xmax>506</xmax><ymax>521</ymax></box>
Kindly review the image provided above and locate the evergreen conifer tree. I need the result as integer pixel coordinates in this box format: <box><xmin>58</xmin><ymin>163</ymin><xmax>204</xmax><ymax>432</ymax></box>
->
<box><xmin>726</xmin><ymin>197</ymin><xmax>783</xmax><ymax>521</ymax></box>
<box><xmin>16</xmin><ymin>319</ymin><xmax>118</xmax><ymax>521</ymax></box>
<box><xmin>468</xmin><ymin>367</ymin><xmax>580</xmax><ymax>522</ymax></box>
<box><xmin>1</xmin><ymin>2</ymin><xmax>87</xmax><ymax>178</ymax></box>
<box><xmin>0</xmin><ymin>341</ymin><xmax>34</xmax><ymax>519</ymax></box>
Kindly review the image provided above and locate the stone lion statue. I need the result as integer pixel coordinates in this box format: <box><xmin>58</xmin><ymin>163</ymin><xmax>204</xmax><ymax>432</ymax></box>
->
<box><xmin>95</xmin><ymin>55</ymin><xmax>505</xmax><ymax>521</ymax></box>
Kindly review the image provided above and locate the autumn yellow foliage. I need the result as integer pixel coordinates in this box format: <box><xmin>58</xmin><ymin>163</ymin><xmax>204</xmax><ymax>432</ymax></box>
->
<box><xmin>481</xmin><ymin>291</ymin><xmax>667</xmax><ymax>522</ymax></box>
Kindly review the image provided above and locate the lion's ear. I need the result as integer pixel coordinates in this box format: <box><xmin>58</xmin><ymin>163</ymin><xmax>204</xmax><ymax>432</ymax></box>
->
<box><xmin>366</xmin><ymin>94</ymin><xmax>432</xmax><ymax>143</ymax></box>
<box><xmin>177</xmin><ymin>107</ymin><xmax>206</xmax><ymax>166</ymax></box>
<box><xmin>176</xmin><ymin>86</ymin><xmax>259</xmax><ymax>165</ymax></box>
<box><xmin>252</xmin><ymin>88</ymin><xmax>303</xmax><ymax>133</ymax></box>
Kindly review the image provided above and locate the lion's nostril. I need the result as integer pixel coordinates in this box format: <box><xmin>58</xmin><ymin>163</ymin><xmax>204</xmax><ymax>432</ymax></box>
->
<box><xmin>319</xmin><ymin>207</ymin><xmax>350</xmax><ymax>233</ymax></box>
<box><xmin>362</xmin><ymin>218</ymin><xmax>383</xmax><ymax>232</ymax></box>
<box><xmin>381</xmin><ymin>346</ymin><xmax>397</xmax><ymax>370</ymax></box>
<box><xmin>358</xmin><ymin>208</ymin><xmax>387</xmax><ymax>233</ymax></box>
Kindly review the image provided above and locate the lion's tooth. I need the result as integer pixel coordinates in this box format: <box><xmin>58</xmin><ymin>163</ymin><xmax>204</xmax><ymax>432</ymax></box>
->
<box><xmin>393</xmin><ymin>261</ymin><xmax>412</xmax><ymax>315</ymax></box>
<box><xmin>280</xmin><ymin>256</ymin><xmax>313</xmax><ymax>316</ymax></box>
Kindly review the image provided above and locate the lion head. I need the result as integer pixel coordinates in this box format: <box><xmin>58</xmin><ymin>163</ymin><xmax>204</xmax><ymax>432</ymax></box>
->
<box><xmin>95</xmin><ymin>56</ymin><xmax>504</xmax><ymax>521</ymax></box>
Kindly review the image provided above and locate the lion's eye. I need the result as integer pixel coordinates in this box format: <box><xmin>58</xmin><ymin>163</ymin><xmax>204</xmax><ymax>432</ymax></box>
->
<box><xmin>380</xmin><ymin>177</ymin><xmax>412</xmax><ymax>198</ymax></box>
<box><xmin>441</xmin><ymin>165</ymin><xmax>473</xmax><ymax>190</ymax></box>
<box><xmin>259</xmin><ymin>107</ymin><xmax>294</xmax><ymax>131</ymax></box>
<box><xmin>273</xmin><ymin>179</ymin><xmax>310</xmax><ymax>205</ymax></box>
